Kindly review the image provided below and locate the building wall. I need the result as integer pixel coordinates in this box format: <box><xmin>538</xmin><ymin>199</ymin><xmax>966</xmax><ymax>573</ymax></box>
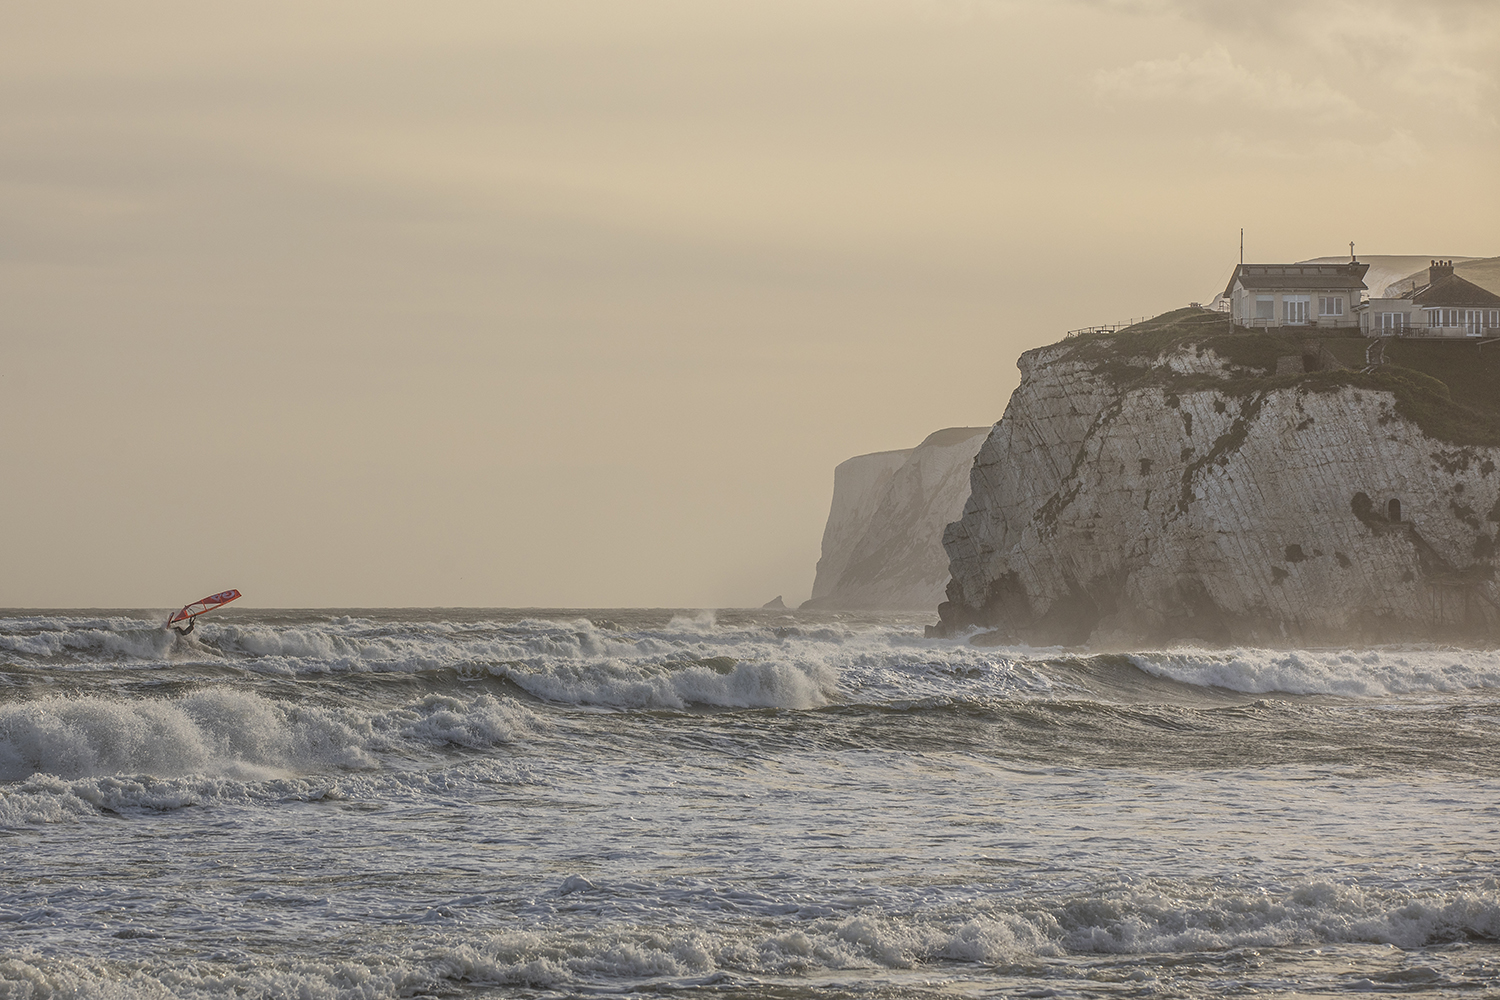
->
<box><xmin>1360</xmin><ymin>297</ymin><xmax>1419</xmax><ymax>335</ymax></box>
<box><xmin>1358</xmin><ymin>299</ymin><xmax>1500</xmax><ymax>338</ymax></box>
<box><xmin>1230</xmin><ymin>282</ymin><xmax>1361</xmax><ymax>328</ymax></box>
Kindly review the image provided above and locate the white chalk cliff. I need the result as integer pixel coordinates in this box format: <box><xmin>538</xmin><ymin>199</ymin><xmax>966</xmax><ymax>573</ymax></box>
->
<box><xmin>938</xmin><ymin>312</ymin><xmax>1500</xmax><ymax>644</ymax></box>
<box><xmin>807</xmin><ymin>427</ymin><xmax>990</xmax><ymax>610</ymax></box>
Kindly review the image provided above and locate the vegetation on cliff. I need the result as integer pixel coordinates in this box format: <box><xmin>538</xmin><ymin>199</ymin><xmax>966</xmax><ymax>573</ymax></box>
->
<box><xmin>1058</xmin><ymin>308</ymin><xmax>1500</xmax><ymax>447</ymax></box>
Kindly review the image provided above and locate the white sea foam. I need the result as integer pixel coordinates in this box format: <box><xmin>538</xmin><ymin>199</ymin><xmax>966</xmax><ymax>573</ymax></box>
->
<box><xmin>0</xmin><ymin>750</ymin><xmax>542</xmax><ymax>827</ymax></box>
<box><xmin>0</xmin><ymin>621</ymin><xmax>174</xmax><ymax>662</ymax></box>
<box><xmin>196</xmin><ymin>615</ymin><xmax>1007</xmax><ymax>710</ymax></box>
<box><xmin>485</xmin><ymin>655</ymin><xmax>838</xmax><ymax>711</ymax></box>
<box><xmin>427</xmin><ymin>880</ymin><xmax>1500</xmax><ymax>986</ymax></box>
<box><xmin>9</xmin><ymin>878</ymin><xmax>1479</xmax><ymax>997</ymax></box>
<box><xmin>6</xmin><ymin>610</ymin><xmax>1498</xmax><ymax>999</ymax></box>
<box><xmin>1128</xmin><ymin>646</ymin><xmax>1500</xmax><ymax>696</ymax></box>
<box><xmin>0</xmin><ymin>952</ymin><xmax>425</xmax><ymax>1000</ymax></box>
<box><xmin>389</xmin><ymin>693</ymin><xmax>538</xmax><ymax>749</ymax></box>
<box><xmin>0</xmin><ymin>689</ymin><xmax>373</xmax><ymax>783</ymax></box>
<box><xmin>6</xmin><ymin>613</ymin><xmax>1499</xmax><ymax>715</ymax></box>
<box><xmin>0</xmin><ymin>687</ymin><xmax>542</xmax><ymax>788</ymax></box>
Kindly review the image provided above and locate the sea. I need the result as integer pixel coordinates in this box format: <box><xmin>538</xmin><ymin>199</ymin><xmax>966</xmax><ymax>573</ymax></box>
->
<box><xmin>2</xmin><ymin>608</ymin><xmax>1498</xmax><ymax>998</ymax></box>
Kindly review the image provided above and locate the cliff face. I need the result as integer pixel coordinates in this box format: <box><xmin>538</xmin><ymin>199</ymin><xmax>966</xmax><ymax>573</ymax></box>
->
<box><xmin>939</xmin><ymin>311</ymin><xmax>1500</xmax><ymax>645</ymax></box>
<box><xmin>808</xmin><ymin>427</ymin><xmax>990</xmax><ymax>610</ymax></box>
<box><xmin>808</xmin><ymin>448</ymin><xmax>912</xmax><ymax>604</ymax></box>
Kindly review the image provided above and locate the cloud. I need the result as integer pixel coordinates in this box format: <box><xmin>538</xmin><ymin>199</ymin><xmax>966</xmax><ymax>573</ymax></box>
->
<box><xmin>1095</xmin><ymin>46</ymin><xmax>1370</xmax><ymax>121</ymax></box>
<box><xmin>1209</xmin><ymin>126</ymin><xmax>1428</xmax><ymax>169</ymax></box>
<box><xmin>1082</xmin><ymin>0</ymin><xmax>1498</xmax><ymax>124</ymax></box>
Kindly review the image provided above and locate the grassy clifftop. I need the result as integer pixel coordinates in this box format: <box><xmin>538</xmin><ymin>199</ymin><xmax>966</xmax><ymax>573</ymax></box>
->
<box><xmin>1056</xmin><ymin>308</ymin><xmax>1500</xmax><ymax>447</ymax></box>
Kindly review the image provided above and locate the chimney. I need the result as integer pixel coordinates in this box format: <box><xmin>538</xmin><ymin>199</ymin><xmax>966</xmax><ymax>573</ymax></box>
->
<box><xmin>1430</xmin><ymin>259</ymin><xmax>1455</xmax><ymax>283</ymax></box>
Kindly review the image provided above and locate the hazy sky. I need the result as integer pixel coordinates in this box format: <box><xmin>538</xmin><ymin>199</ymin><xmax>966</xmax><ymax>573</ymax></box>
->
<box><xmin>3</xmin><ymin>0</ymin><xmax>1497</xmax><ymax>609</ymax></box>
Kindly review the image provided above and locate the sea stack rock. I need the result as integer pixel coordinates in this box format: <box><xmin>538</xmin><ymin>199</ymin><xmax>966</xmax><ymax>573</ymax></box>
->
<box><xmin>806</xmin><ymin>427</ymin><xmax>990</xmax><ymax>610</ymax></box>
<box><xmin>937</xmin><ymin>309</ymin><xmax>1500</xmax><ymax>645</ymax></box>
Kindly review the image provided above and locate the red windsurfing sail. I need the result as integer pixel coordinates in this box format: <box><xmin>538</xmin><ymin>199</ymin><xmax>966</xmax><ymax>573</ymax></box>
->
<box><xmin>166</xmin><ymin>589</ymin><xmax>241</xmax><ymax>627</ymax></box>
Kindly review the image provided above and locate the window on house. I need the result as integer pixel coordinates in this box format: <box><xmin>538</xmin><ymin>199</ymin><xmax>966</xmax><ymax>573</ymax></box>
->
<box><xmin>1255</xmin><ymin>296</ymin><xmax>1274</xmax><ymax>320</ymax></box>
<box><xmin>1283</xmin><ymin>296</ymin><xmax>1310</xmax><ymax>324</ymax></box>
<box><xmin>1377</xmin><ymin>312</ymin><xmax>1407</xmax><ymax>331</ymax></box>
<box><xmin>1319</xmin><ymin>296</ymin><xmax>1344</xmax><ymax>316</ymax></box>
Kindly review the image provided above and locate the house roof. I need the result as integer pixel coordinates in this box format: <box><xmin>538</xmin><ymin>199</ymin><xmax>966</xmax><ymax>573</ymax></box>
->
<box><xmin>1222</xmin><ymin>262</ymin><xmax>1370</xmax><ymax>298</ymax></box>
<box><xmin>1406</xmin><ymin>273</ymin><xmax>1500</xmax><ymax>308</ymax></box>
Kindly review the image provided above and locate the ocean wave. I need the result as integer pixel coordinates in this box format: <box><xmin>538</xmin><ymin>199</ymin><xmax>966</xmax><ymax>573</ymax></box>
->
<box><xmin>0</xmin><ymin>613</ymin><xmax>1025</xmax><ymax>711</ymax></box>
<box><xmin>0</xmin><ymin>952</ymin><xmax>426</xmax><ymax>1000</ymax></box>
<box><xmin>1126</xmin><ymin>646</ymin><xmax>1500</xmax><ymax>696</ymax></box>
<box><xmin>483</xmin><ymin>656</ymin><xmax>838</xmax><ymax>711</ymax></box>
<box><xmin>387</xmin><ymin>693</ymin><xmax>539</xmax><ymax>749</ymax></box>
<box><xmin>4</xmin><ymin>878</ymin><xmax>1493</xmax><ymax>997</ymax></box>
<box><xmin>428</xmin><ymin>878</ymin><xmax>1500</xmax><ymax>985</ymax></box>
<box><xmin>0</xmin><ymin>689</ymin><xmax>373</xmax><ymax>783</ymax></box>
<box><xmin>0</xmin><ymin>619</ymin><xmax>177</xmax><ymax>663</ymax></box>
<box><xmin>6</xmin><ymin>613</ymin><xmax>1500</xmax><ymax>716</ymax></box>
<box><xmin>0</xmin><ymin>754</ymin><xmax>542</xmax><ymax>828</ymax></box>
<box><xmin>0</xmin><ymin>688</ymin><xmax>541</xmax><ymax>787</ymax></box>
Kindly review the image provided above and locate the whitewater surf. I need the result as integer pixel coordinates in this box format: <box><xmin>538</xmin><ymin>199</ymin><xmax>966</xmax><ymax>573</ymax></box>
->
<box><xmin>2</xmin><ymin>608</ymin><xmax>1497</xmax><ymax>996</ymax></box>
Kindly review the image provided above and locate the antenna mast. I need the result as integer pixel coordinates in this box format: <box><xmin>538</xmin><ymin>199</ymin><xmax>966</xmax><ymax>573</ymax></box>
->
<box><xmin>1240</xmin><ymin>228</ymin><xmax>1244</xmax><ymax>265</ymax></box>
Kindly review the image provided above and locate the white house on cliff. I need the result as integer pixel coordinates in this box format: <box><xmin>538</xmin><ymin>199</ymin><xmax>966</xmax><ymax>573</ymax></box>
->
<box><xmin>1221</xmin><ymin>260</ymin><xmax>1368</xmax><ymax>329</ymax></box>
<box><xmin>1221</xmin><ymin>256</ymin><xmax>1500</xmax><ymax>338</ymax></box>
<box><xmin>1361</xmin><ymin>260</ymin><xmax>1500</xmax><ymax>338</ymax></box>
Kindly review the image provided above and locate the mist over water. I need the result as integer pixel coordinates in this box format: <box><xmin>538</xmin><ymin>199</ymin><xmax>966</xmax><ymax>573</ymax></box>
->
<box><xmin>2</xmin><ymin>609</ymin><xmax>1498</xmax><ymax>997</ymax></box>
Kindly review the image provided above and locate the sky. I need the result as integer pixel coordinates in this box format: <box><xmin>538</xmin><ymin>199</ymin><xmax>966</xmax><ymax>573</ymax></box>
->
<box><xmin>2</xmin><ymin>0</ymin><xmax>1497</xmax><ymax>609</ymax></box>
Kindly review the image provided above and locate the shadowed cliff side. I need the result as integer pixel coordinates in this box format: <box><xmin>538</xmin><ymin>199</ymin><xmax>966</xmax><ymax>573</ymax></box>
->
<box><xmin>934</xmin><ymin>309</ymin><xmax>1500</xmax><ymax>646</ymax></box>
<box><xmin>806</xmin><ymin>427</ymin><xmax>990</xmax><ymax>610</ymax></box>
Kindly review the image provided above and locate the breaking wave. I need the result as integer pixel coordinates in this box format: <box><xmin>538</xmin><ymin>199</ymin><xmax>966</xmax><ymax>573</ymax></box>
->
<box><xmin>0</xmin><ymin>688</ymin><xmax>539</xmax><ymax>784</ymax></box>
<box><xmin>2</xmin><ymin>877</ymin><xmax>1496</xmax><ymax>997</ymax></box>
<box><xmin>429</xmin><ymin>879</ymin><xmax>1500</xmax><ymax>980</ymax></box>
<box><xmin>4</xmin><ymin>612</ymin><xmax>1500</xmax><ymax>716</ymax></box>
<box><xmin>1126</xmin><ymin>645</ymin><xmax>1500</xmax><ymax>696</ymax></box>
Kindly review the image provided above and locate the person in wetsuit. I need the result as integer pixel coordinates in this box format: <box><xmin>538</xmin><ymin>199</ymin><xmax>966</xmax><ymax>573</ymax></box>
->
<box><xmin>172</xmin><ymin>616</ymin><xmax>196</xmax><ymax>636</ymax></box>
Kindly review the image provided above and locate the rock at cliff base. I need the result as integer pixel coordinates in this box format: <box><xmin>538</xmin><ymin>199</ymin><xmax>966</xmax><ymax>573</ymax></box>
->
<box><xmin>761</xmin><ymin>596</ymin><xmax>787</xmax><ymax>610</ymax></box>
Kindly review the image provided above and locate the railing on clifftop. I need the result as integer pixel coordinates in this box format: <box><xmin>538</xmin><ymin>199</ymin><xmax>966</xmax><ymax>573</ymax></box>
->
<box><xmin>1064</xmin><ymin>317</ymin><xmax>1150</xmax><ymax>338</ymax></box>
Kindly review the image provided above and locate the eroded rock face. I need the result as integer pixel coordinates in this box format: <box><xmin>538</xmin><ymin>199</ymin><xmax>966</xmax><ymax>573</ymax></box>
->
<box><xmin>939</xmin><ymin>343</ymin><xmax>1500</xmax><ymax>645</ymax></box>
<box><xmin>807</xmin><ymin>427</ymin><xmax>990</xmax><ymax>610</ymax></box>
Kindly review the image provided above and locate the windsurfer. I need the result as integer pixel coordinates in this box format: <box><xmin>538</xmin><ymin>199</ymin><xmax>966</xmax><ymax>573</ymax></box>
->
<box><xmin>164</xmin><ymin>589</ymin><xmax>239</xmax><ymax>633</ymax></box>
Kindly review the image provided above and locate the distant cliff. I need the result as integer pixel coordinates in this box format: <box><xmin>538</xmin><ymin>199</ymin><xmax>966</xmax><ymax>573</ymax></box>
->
<box><xmin>807</xmin><ymin>448</ymin><xmax>912</xmax><ymax>605</ymax></box>
<box><xmin>806</xmin><ymin>427</ymin><xmax>990</xmax><ymax>610</ymax></box>
<box><xmin>937</xmin><ymin>309</ymin><xmax>1500</xmax><ymax>645</ymax></box>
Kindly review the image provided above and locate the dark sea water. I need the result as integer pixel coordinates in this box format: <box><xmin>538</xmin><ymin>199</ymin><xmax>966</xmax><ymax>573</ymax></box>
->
<box><xmin>2</xmin><ymin>608</ymin><xmax>1498</xmax><ymax>998</ymax></box>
